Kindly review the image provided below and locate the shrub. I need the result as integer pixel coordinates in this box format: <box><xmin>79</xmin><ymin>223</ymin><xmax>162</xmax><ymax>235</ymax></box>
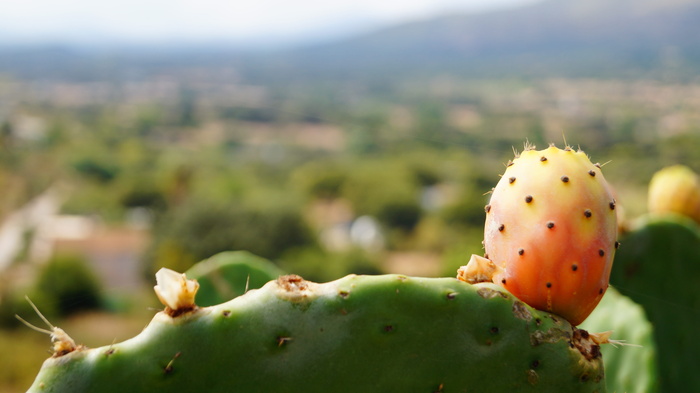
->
<box><xmin>149</xmin><ymin>199</ymin><xmax>316</xmax><ymax>273</ymax></box>
<box><xmin>33</xmin><ymin>254</ymin><xmax>103</xmax><ymax>317</ymax></box>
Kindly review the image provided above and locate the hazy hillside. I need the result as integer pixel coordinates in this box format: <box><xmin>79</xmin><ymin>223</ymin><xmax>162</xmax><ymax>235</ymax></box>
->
<box><xmin>2</xmin><ymin>0</ymin><xmax>700</xmax><ymax>80</ymax></box>
<box><xmin>280</xmin><ymin>0</ymin><xmax>700</xmax><ymax>78</ymax></box>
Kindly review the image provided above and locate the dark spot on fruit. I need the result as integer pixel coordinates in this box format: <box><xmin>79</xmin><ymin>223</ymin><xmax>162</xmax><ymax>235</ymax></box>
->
<box><xmin>584</xmin><ymin>209</ymin><xmax>592</xmax><ymax>218</ymax></box>
<box><xmin>540</xmin><ymin>156</ymin><xmax>547</xmax><ymax>162</ymax></box>
<box><xmin>518</xmin><ymin>248</ymin><xmax>525</xmax><ymax>255</ymax></box>
<box><xmin>546</xmin><ymin>282</ymin><xmax>552</xmax><ymax>288</ymax></box>
<box><xmin>546</xmin><ymin>221</ymin><xmax>555</xmax><ymax>229</ymax></box>
<box><xmin>446</xmin><ymin>292</ymin><xmax>457</xmax><ymax>300</ymax></box>
<box><xmin>535</xmin><ymin>318</ymin><xmax>542</xmax><ymax>326</ymax></box>
<box><xmin>490</xmin><ymin>326</ymin><xmax>499</xmax><ymax>334</ymax></box>
<box><xmin>339</xmin><ymin>291</ymin><xmax>350</xmax><ymax>299</ymax></box>
<box><xmin>501</xmin><ymin>278</ymin><xmax>507</xmax><ymax>285</ymax></box>
<box><xmin>599</xmin><ymin>288</ymin><xmax>604</xmax><ymax>294</ymax></box>
<box><xmin>509</xmin><ymin>177</ymin><xmax>516</xmax><ymax>184</ymax></box>
<box><xmin>572</xmin><ymin>264</ymin><xmax>578</xmax><ymax>271</ymax></box>
<box><xmin>525</xmin><ymin>195</ymin><xmax>533</xmax><ymax>203</ymax></box>
<box><xmin>531</xmin><ymin>360</ymin><xmax>540</xmax><ymax>369</ymax></box>
<box><xmin>609</xmin><ymin>200</ymin><xmax>616</xmax><ymax>210</ymax></box>
<box><xmin>484</xmin><ymin>253</ymin><xmax>489</xmax><ymax>259</ymax></box>
<box><xmin>588</xmin><ymin>170</ymin><xmax>596</xmax><ymax>177</ymax></box>
<box><xmin>594</xmin><ymin>163</ymin><xmax>601</xmax><ymax>168</ymax></box>
<box><xmin>507</xmin><ymin>161</ymin><xmax>514</xmax><ymax>167</ymax></box>
<box><xmin>580</xmin><ymin>374</ymin><xmax>589</xmax><ymax>382</ymax></box>
<box><xmin>598</xmin><ymin>249</ymin><xmax>605</xmax><ymax>257</ymax></box>
<box><xmin>498</xmin><ymin>224</ymin><xmax>505</xmax><ymax>232</ymax></box>
<box><xmin>485</xmin><ymin>204</ymin><xmax>491</xmax><ymax>213</ymax></box>
<box><xmin>579</xmin><ymin>329</ymin><xmax>590</xmax><ymax>339</ymax></box>
<box><xmin>222</xmin><ymin>310</ymin><xmax>231</xmax><ymax>317</ymax></box>
<box><xmin>561</xmin><ymin>176</ymin><xmax>570</xmax><ymax>183</ymax></box>
<box><xmin>615</xmin><ymin>241</ymin><xmax>620</xmax><ymax>249</ymax></box>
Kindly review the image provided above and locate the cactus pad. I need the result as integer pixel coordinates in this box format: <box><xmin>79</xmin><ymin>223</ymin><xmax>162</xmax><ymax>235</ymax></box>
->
<box><xmin>610</xmin><ymin>214</ymin><xmax>700</xmax><ymax>392</ymax></box>
<box><xmin>27</xmin><ymin>274</ymin><xmax>605</xmax><ymax>392</ymax></box>
<box><xmin>185</xmin><ymin>251</ymin><xmax>284</xmax><ymax>306</ymax></box>
<box><xmin>580</xmin><ymin>286</ymin><xmax>658</xmax><ymax>393</ymax></box>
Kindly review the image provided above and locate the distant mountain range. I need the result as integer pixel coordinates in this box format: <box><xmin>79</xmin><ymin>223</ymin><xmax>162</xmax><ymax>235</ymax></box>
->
<box><xmin>277</xmin><ymin>0</ymin><xmax>700</xmax><ymax>78</ymax></box>
<box><xmin>2</xmin><ymin>0</ymin><xmax>700</xmax><ymax>80</ymax></box>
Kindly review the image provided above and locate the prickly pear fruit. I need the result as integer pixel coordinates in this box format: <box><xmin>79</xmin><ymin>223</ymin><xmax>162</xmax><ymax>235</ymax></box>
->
<box><xmin>481</xmin><ymin>144</ymin><xmax>618</xmax><ymax>326</ymax></box>
<box><xmin>648</xmin><ymin>164</ymin><xmax>700</xmax><ymax>224</ymax></box>
<box><xmin>26</xmin><ymin>273</ymin><xmax>606</xmax><ymax>392</ymax></box>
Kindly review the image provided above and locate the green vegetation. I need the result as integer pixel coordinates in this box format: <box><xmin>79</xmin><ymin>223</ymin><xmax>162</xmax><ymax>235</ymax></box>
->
<box><xmin>1</xmin><ymin>53</ymin><xmax>700</xmax><ymax>392</ymax></box>
<box><xmin>610</xmin><ymin>215</ymin><xmax>700</xmax><ymax>392</ymax></box>
<box><xmin>32</xmin><ymin>254</ymin><xmax>103</xmax><ymax>317</ymax></box>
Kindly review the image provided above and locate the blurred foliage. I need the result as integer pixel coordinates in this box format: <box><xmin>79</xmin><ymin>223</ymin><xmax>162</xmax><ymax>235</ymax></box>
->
<box><xmin>0</xmin><ymin>330</ymin><xmax>53</xmax><ymax>392</ymax></box>
<box><xmin>32</xmin><ymin>254</ymin><xmax>103</xmax><ymax>318</ymax></box>
<box><xmin>1</xmin><ymin>72</ymin><xmax>700</xmax><ymax>309</ymax></box>
<box><xmin>147</xmin><ymin>198</ymin><xmax>316</xmax><ymax>274</ymax></box>
<box><xmin>278</xmin><ymin>246</ymin><xmax>383</xmax><ymax>283</ymax></box>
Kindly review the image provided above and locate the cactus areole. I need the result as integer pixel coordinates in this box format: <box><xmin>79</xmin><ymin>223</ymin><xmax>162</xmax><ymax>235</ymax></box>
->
<box><xmin>476</xmin><ymin>144</ymin><xmax>618</xmax><ymax>326</ymax></box>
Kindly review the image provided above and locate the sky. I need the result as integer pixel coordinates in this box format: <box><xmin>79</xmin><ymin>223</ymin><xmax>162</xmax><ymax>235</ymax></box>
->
<box><xmin>0</xmin><ymin>0</ymin><xmax>539</xmax><ymax>46</ymax></box>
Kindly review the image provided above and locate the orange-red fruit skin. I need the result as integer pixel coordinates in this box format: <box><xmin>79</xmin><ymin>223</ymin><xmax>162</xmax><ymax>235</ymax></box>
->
<box><xmin>484</xmin><ymin>146</ymin><xmax>617</xmax><ymax>326</ymax></box>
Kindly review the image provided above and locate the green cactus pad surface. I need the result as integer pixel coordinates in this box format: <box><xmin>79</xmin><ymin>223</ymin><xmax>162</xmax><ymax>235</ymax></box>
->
<box><xmin>27</xmin><ymin>275</ymin><xmax>605</xmax><ymax>393</ymax></box>
<box><xmin>610</xmin><ymin>214</ymin><xmax>700</xmax><ymax>393</ymax></box>
<box><xmin>185</xmin><ymin>251</ymin><xmax>284</xmax><ymax>306</ymax></box>
<box><xmin>580</xmin><ymin>286</ymin><xmax>658</xmax><ymax>393</ymax></box>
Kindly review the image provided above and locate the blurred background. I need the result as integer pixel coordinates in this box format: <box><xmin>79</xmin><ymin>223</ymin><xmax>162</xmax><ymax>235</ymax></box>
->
<box><xmin>1</xmin><ymin>0</ymin><xmax>700</xmax><ymax>391</ymax></box>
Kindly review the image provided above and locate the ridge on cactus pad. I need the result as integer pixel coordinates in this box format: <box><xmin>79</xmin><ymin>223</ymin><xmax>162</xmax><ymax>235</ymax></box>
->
<box><xmin>25</xmin><ymin>273</ymin><xmax>605</xmax><ymax>393</ymax></box>
<box><xmin>461</xmin><ymin>143</ymin><xmax>618</xmax><ymax>326</ymax></box>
